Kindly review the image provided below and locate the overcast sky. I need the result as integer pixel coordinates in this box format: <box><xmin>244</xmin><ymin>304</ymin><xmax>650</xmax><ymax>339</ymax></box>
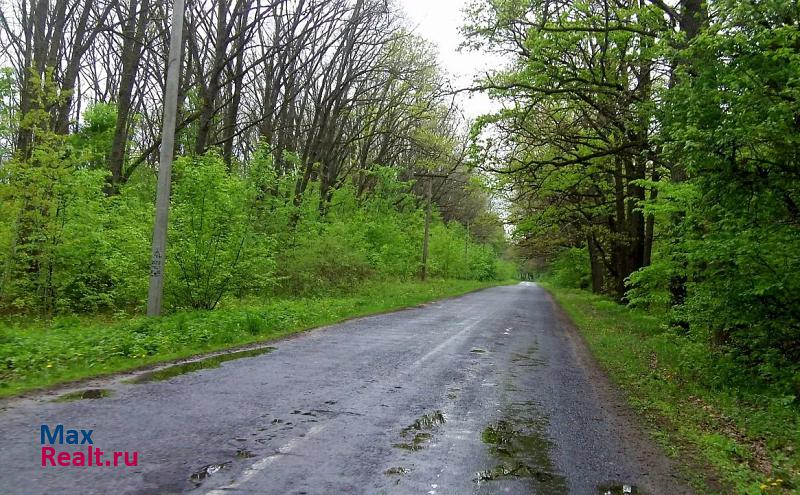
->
<box><xmin>397</xmin><ymin>0</ymin><xmax>500</xmax><ymax>121</ymax></box>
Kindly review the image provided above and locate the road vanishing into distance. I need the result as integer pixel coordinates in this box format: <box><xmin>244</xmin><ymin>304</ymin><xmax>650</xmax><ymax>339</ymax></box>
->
<box><xmin>0</xmin><ymin>283</ymin><xmax>691</xmax><ymax>494</ymax></box>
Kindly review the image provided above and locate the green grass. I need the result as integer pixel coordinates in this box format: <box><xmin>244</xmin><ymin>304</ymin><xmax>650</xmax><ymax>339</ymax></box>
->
<box><xmin>541</xmin><ymin>283</ymin><xmax>800</xmax><ymax>494</ymax></box>
<box><xmin>0</xmin><ymin>278</ymin><xmax>513</xmax><ymax>398</ymax></box>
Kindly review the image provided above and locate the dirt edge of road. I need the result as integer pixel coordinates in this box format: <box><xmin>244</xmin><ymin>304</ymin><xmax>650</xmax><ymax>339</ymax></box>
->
<box><xmin>543</xmin><ymin>288</ymin><xmax>696</xmax><ymax>494</ymax></box>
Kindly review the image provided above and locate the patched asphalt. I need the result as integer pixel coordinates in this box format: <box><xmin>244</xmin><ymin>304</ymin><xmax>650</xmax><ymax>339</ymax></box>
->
<box><xmin>0</xmin><ymin>283</ymin><xmax>691</xmax><ymax>494</ymax></box>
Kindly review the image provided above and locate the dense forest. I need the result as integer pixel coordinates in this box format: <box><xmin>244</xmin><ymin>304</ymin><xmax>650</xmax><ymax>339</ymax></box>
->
<box><xmin>0</xmin><ymin>0</ymin><xmax>797</xmax><ymax>403</ymax></box>
<box><xmin>464</xmin><ymin>0</ymin><xmax>800</xmax><ymax>396</ymax></box>
<box><xmin>0</xmin><ymin>0</ymin><xmax>515</xmax><ymax>317</ymax></box>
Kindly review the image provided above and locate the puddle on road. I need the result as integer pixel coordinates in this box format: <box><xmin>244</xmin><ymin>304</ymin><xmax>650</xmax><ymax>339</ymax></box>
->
<box><xmin>475</xmin><ymin>403</ymin><xmax>567</xmax><ymax>492</ymax></box>
<box><xmin>235</xmin><ymin>448</ymin><xmax>255</xmax><ymax>459</ymax></box>
<box><xmin>291</xmin><ymin>409</ymin><xmax>317</xmax><ymax>416</ymax></box>
<box><xmin>53</xmin><ymin>388</ymin><xmax>114</xmax><ymax>402</ymax></box>
<box><xmin>384</xmin><ymin>467</ymin><xmax>409</xmax><ymax>475</ymax></box>
<box><xmin>447</xmin><ymin>386</ymin><xmax>460</xmax><ymax>400</ymax></box>
<box><xmin>401</xmin><ymin>410</ymin><xmax>445</xmax><ymax>435</ymax></box>
<box><xmin>598</xmin><ymin>483</ymin><xmax>640</xmax><ymax>494</ymax></box>
<box><xmin>392</xmin><ymin>410</ymin><xmax>446</xmax><ymax>452</ymax></box>
<box><xmin>190</xmin><ymin>462</ymin><xmax>231</xmax><ymax>483</ymax></box>
<box><xmin>127</xmin><ymin>347</ymin><xmax>275</xmax><ymax>383</ymax></box>
<box><xmin>393</xmin><ymin>432</ymin><xmax>432</xmax><ymax>451</ymax></box>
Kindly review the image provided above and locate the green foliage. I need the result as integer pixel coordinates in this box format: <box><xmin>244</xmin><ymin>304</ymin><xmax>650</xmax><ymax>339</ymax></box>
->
<box><xmin>273</xmin><ymin>167</ymin><xmax>510</xmax><ymax>295</ymax></box>
<box><xmin>428</xmin><ymin>222</ymin><xmax>502</xmax><ymax>280</ymax></box>
<box><xmin>0</xmin><ymin>107</ymin><xmax>512</xmax><ymax>315</ymax></box>
<box><xmin>494</xmin><ymin>258</ymin><xmax>519</xmax><ymax>281</ymax></box>
<box><xmin>0</xmin><ymin>67</ymin><xmax>16</xmax><ymax>164</ymax></box>
<box><xmin>0</xmin><ymin>77</ymin><xmax>119</xmax><ymax>315</ymax></box>
<box><xmin>168</xmin><ymin>152</ymin><xmax>275</xmax><ymax>309</ymax></box>
<box><xmin>464</xmin><ymin>2</ymin><xmax>800</xmax><ymax>486</ymax></box>
<box><xmin>652</xmin><ymin>0</ymin><xmax>800</xmax><ymax>393</ymax></box>
<box><xmin>70</xmin><ymin>102</ymin><xmax>117</xmax><ymax>170</ymax></box>
<box><xmin>542</xmin><ymin>248</ymin><xmax>590</xmax><ymax>289</ymax></box>
<box><xmin>277</xmin><ymin>219</ymin><xmax>374</xmax><ymax>295</ymax></box>
<box><xmin>0</xmin><ymin>131</ymin><xmax>113</xmax><ymax>314</ymax></box>
<box><xmin>625</xmin><ymin>257</ymin><xmax>673</xmax><ymax>311</ymax></box>
<box><xmin>102</xmin><ymin>179</ymin><xmax>153</xmax><ymax>309</ymax></box>
<box><xmin>473</xmin><ymin>0</ymin><xmax>800</xmax><ymax>396</ymax></box>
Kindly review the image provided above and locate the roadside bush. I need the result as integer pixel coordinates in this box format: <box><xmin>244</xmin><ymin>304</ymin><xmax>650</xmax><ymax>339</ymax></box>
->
<box><xmin>544</xmin><ymin>247</ymin><xmax>590</xmax><ymax>289</ymax></box>
<box><xmin>168</xmin><ymin>152</ymin><xmax>275</xmax><ymax>309</ymax></box>
<box><xmin>625</xmin><ymin>257</ymin><xmax>672</xmax><ymax>311</ymax></box>
<box><xmin>428</xmin><ymin>223</ymin><xmax>466</xmax><ymax>278</ymax></box>
<box><xmin>0</xmin><ymin>133</ymin><xmax>114</xmax><ymax>314</ymax></box>
<box><xmin>495</xmin><ymin>259</ymin><xmax>518</xmax><ymax>280</ymax></box>
<box><xmin>102</xmin><ymin>180</ymin><xmax>153</xmax><ymax>310</ymax></box>
<box><xmin>326</xmin><ymin>173</ymin><xmax>421</xmax><ymax>279</ymax></box>
<box><xmin>0</xmin><ymin>133</ymin><xmax>513</xmax><ymax>314</ymax></box>
<box><xmin>276</xmin><ymin>222</ymin><xmax>373</xmax><ymax>296</ymax></box>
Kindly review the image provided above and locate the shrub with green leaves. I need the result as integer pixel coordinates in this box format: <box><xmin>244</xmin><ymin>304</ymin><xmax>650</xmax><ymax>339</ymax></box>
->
<box><xmin>543</xmin><ymin>247</ymin><xmax>590</xmax><ymax>290</ymax></box>
<box><xmin>0</xmin><ymin>131</ymin><xmax>114</xmax><ymax>314</ymax></box>
<box><xmin>0</xmin><ymin>104</ymin><xmax>514</xmax><ymax>315</ymax></box>
<box><xmin>168</xmin><ymin>152</ymin><xmax>275</xmax><ymax>309</ymax></box>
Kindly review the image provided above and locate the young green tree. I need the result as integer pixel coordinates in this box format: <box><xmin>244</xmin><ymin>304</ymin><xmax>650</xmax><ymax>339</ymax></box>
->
<box><xmin>168</xmin><ymin>151</ymin><xmax>275</xmax><ymax>309</ymax></box>
<box><xmin>655</xmin><ymin>0</ymin><xmax>800</xmax><ymax>389</ymax></box>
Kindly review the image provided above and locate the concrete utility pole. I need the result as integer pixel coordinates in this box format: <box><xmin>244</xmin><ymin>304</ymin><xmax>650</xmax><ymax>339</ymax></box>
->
<box><xmin>147</xmin><ymin>0</ymin><xmax>185</xmax><ymax>317</ymax></box>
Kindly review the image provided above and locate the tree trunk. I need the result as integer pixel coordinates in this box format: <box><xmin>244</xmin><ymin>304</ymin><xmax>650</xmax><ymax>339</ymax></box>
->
<box><xmin>587</xmin><ymin>234</ymin><xmax>605</xmax><ymax>293</ymax></box>
<box><xmin>108</xmin><ymin>0</ymin><xmax>150</xmax><ymax>192</ymax></box>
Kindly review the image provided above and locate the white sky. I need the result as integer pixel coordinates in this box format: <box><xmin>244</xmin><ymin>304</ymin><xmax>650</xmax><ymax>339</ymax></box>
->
<box><xmin>397</xmin><ymin>0</ymin><xmax>501</xmax><ymax>122</ymax></box>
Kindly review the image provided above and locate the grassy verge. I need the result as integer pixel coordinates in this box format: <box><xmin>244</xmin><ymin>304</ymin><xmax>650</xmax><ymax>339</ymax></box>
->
<box><xmin>0</xmin><ymin>278</ymin><xmax>512</xmax><ymax>398</ymax></box>
<box><xmin>541</xmin><ymin>283</ymin><xmax>799</xmax><ymax>495</ymax></box>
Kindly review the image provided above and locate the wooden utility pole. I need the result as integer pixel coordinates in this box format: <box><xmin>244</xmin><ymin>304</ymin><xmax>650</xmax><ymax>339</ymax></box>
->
<box><xmin>421</xmin><ymin>178</ymin><xmax>432</xmax><ymax>281</ymax></box>
<box><xmin>146</xmin><ymin>0</ymin><xmax>185</xmax><ymax>316</ymax></box>
<box><xmin>416</xmin><ymin>172</ymin><xmax>448</xmax><ymax>281</ymax></box>
<box><xmin>464</xmin><ymin>221</ymin><xmax>470</xmax><ymax>259</ymax></box>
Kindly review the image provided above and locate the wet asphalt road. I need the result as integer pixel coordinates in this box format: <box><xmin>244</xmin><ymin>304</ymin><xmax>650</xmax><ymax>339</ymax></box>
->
<box><xmin>0</xmin><ymin>283</ymin><xmax>690</xmax><ymax>494</ymax></box>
